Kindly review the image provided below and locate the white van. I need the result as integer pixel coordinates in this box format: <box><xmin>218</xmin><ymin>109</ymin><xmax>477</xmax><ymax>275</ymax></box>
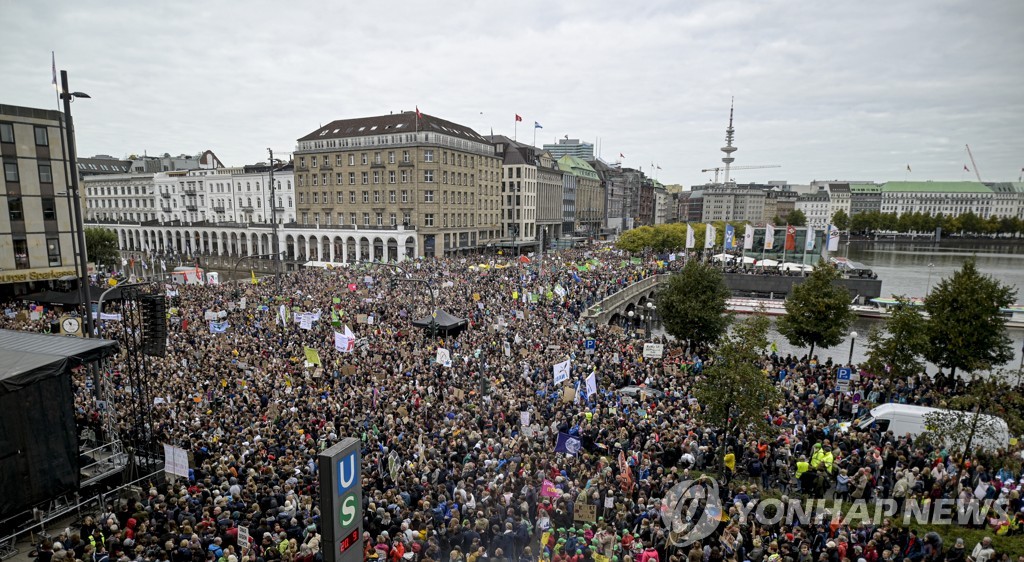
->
<box><xmin>851</xmin><ymin>403</ymin><xmax>1011</xmax><ymax>452</ymax></box>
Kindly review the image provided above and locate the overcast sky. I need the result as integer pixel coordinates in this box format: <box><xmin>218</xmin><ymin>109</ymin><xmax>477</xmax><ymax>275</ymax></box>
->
<box><xmin>2</xmin><ymin>0</ymin><xmax>1022</xmax><ymax>188</ymax></box>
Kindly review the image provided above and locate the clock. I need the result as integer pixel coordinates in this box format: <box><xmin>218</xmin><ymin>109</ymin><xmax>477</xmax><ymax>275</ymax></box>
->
<box><xmin>61</xmin><ymin>316</ymin><xmax>81</xmax><ymax>335</ymax></box>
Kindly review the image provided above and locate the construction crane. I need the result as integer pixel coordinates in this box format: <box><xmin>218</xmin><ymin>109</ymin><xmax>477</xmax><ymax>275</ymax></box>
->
<box><xmin>965</xmin><ymin>144</ymin><xmax>983</xmax><ymax>183</ymax></box>
<box><xmin>701</xmin><ymin>164</ymin><xmax>781</xmax><ymax>183</ymax></box>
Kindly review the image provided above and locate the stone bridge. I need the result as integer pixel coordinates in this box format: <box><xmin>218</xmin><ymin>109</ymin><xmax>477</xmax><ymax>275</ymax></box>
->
<box><xmin>581</xmin><ymin>274</ymin><xmax>670</xmax><ymax>325</ymax></box>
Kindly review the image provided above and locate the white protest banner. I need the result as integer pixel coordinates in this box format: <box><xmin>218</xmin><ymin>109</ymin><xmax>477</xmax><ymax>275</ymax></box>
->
<box><xmin>585</xmin><ymin>371</ymin><xmax>598</xmax><ymax>398</ymax></box>
<box><xmin>436</xmin><ymin>347</ymin><xmax>452</xmax><ymax>368</ymax></box>
<box><xmin>553</xmin><ymin>358</ymin><xmax>571</xmax><ymax>385</ymax></box>
<box><xmin>642</xmin><ymin>343</ymin><xmax>664</xmax><ymax>359</ymax></box>
<box><xmin>521</xmin><ymin>411</ymin><xmax>530</xmax><ymax>426</ymax></box>
<box><xmin>162</xmin><ymin>443</ymin><xmax>189</xmax><ymax>477</ymax></box>
<box><xmin>299</xmin><ymin>315</ymin><xmax>313</xmax><ymax>330</ymax></box>
<box><xmin>503</xmin><ymin>341</ymin><xmax>511</xmax><ymax>357</ymax></box>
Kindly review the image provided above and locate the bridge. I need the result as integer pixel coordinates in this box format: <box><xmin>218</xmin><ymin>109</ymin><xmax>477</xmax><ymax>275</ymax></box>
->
<box><xmin>581</xmin><ymin>274</ymin><xmax>670</xmax><ymax>325</ymax></box>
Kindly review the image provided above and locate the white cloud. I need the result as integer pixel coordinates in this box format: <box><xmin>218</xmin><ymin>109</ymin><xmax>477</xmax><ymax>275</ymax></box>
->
<box><xmin>2</xmin><ymin>0</ymin><xmax>1022</xmax><ymax>187</ymax></box>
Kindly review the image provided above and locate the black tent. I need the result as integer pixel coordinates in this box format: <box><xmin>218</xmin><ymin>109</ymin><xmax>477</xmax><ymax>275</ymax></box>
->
<box><xmin>411</xmin><ymin>309</ymin><xmax>468</xmax><ymax>337</ymax></box>
<box><xmin>0</xmin><ymin>330</ymin><xmax>119</xmax><ymax>518</ymax></box>
<box><xmin>18</xmin><ymin>289</ymin><xmax>85</xmax><ymax>306</ymax></box>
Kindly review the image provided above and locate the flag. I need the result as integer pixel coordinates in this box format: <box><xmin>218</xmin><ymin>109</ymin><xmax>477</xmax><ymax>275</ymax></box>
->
<box><xmin>160</xmin><ymin>259</ymin><xmax>166</xmax><ymax>271</ymax></box>
<box><xmin>415</xmin><ymin>106</ymin><xmax>422</xmax><ymax>119</ymax></box>
<box><xmin>278</xmin><ymin>304</ymin><xmax>287</xmax><ymax>326</ymax></box>
<box><xmin>540</xmin><ymin>479</ymin><xmax>561</xmax><ymax>498</ymax></box>
<box><xmin>686</xmin><ymin>224</ymin><xmax>695</xmax><ymax>249</ymax></box>
<box><xmin>906</xmin><ymin>164</ymin><xmax>911</xmax><ymax>172</ymax></box>
<box><xmin>515</xmin><ymin>114</ymin><xmax>522</xmax><ymax>122</ymax></box>
<box><xmin>724</xmin><ymin>224</ymin><xmax>735</xmax><ymax>250</ymax></box>
<box><xmin>554</xmin><ymin>432</ymin><xmax>582</xmax><ymax>455</ymax></box>
<box><xmin>303</xmin><ymin>346</ymin><xmax>321</xmax><ymax>366</ymax></box>
<box><xmin>209</xmin><ymin>321</ymin><xmax>229</xmax><ymax>334</ymax></box>
<box><xmin>805</xmin><ymin>226</ymin><xmax>815</xmax><ymax>251</ymax></box>
<box><xmin>334</xmin><ymin>326</ymin><xmax>355</xmax><ymax>353</ymax></box>
<box><xmin>141</xmin><ymin>259</ymin><xmax>148</xmax><ymax>270</ymax></box>
<box><xmin>618</xmin><ymin>450</ymin><xmax>634</xmax><ymax>492</ymax></box>
<box><xmin>764</xmin><ymin>224</ymin><xmax>775</xmax><ymax>250</ymax></box>
<box><xmin>534</xmin><ymin>121</ymin><xmax>543</xmax><ymax>129</ymax></box>
<box><xmin>250</xmin><ymin>270</ymin><xmax>257</xmax><ymax>285</ymax></box>
<box><xmin>963</xmin><ymin>164</ymin><xmax>970</xmax><ymax>172</ymax></box>
<box><xmin>785</xmin><ymin>225</ymin><xmax>797</xmax><ymax>251</ymax></box>
<box><xmin>51</xmin><ymin>51</ymin><xmax>57</xmax><ymax>91</ymax></box>
<box><xmin>704</xmin><ymin>224</ymin><xmax>715</xmax><ymax>249</ymax></box>
<box><xmin>619</xmin><ymin>153</ymin><xmax>624</xmax><ymax>158</ymax></box>
<box><xmin>656</xmin><ymin>165</ymin><xmax>662</xmax><ymax>170</ymax></box>
<box><xmin>571</xmin><ymin>271</ymin><xmax>582</xmax><ymax>283</ymax></box>
<box><xmin>585</xmin><ymin>371</ymin><xmax>598</xmax><ymax>398</ymax></box>
<box><xmin>553</xmin><ymin>358</ymin><xmax>571</xmax><ymax>385</ymax></box>
<box><xmin>743</xmin><ymin>224</ymin><xmax>754</xmax><ymax>250</ymax></box>
<box><xmin>827</xmin><ymin>224</ymin><xmax>840</xmax><ymax>251</ymax></box>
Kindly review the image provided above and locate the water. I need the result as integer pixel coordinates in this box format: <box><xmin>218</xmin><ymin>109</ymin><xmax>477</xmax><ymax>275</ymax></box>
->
<box><xmin>655</xmin><ymin>240</ymin><xmax>1024</xmax><ymax>372</ymax></box>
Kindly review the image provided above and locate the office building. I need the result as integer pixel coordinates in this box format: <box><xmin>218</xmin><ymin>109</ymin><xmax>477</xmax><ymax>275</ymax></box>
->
<box><xmin>542</xmin><ymin>138</ymin><xmax>594</xmax><ymax>160</ymax></box>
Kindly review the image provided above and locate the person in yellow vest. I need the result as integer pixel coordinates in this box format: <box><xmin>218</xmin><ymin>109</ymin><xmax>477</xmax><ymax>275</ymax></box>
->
<box><xmin>821</xmin><ymin>445</ymin><xmax>835</xmax><ymax>475</ymax></box>
<box><xmin>723</xmin><ymin>447</ymin><xmax>736</xmax><ymax>482</ymax></box>
<box><xmin>795</xmin><ymin>455</ymin><xmax>812</xmax><ymax>492</ymax></box>
<box><xmin>810</xmin><ymin>443</ymin><xmax>826</xmax><ymax>471</ymax></box>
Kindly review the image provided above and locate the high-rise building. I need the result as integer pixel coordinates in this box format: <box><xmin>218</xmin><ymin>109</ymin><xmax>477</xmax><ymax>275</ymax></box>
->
<box><xmin>0</xmin><ymin>104</ymin><xmax>80</xmax><ymax>294</ymax></box>
<box><xmin>542</xmin><ymin>138</ymin><xmax>594</xmax><ymax>160</ymax></box>
<box><xmin>293</xmin><ymin>112</ymin><xmax>502</xmax><ymax>258</ymax></box>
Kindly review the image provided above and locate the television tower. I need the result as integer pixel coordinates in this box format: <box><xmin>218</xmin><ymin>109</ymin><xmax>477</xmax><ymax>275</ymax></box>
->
<box><xmin>720</xmin><ymin>98</ymin><xmax>737</xmax><ymax>184</ymax></box>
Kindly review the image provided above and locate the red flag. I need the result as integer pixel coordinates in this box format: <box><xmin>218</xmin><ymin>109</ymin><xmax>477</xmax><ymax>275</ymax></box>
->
<box><xmin>182</xmin><ymin>318</ymin><xmax>189</xmax><ymax>331</ymax></box>
<box><xmin>514</xmin><ymin>114</ymin><xmax>522</xmax><ymax>122</ymax></box>
<box><xmin>785</xmin><ymin>225</ymin><xmax>797</xmax><ymax>251</ymax></box>
<box><xmin>415</xmin><ymin>106</ymin><xmax>422</xmax><ymax>119</ymax></box>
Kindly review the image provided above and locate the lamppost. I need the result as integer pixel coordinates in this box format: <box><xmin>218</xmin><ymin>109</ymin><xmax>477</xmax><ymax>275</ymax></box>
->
<box><xmin>267</xmin><ymin>148</ymin><xmax>283</xmax><ymax>293</ymax></box>
<box><xmin>645</xmin><ymin>301</ymin><xmax>656</xmax><ymax>339</ymax></box>
<box><xmin>60</xmin><ymin>70</ymin><xmax>94</xmax><ymax>337</ymax></box>
<box><xmin>627</xmin><ymin>310</ymin><xmax>635</xmax><ymax>334</ymax></box>
<box><xmin>848</xmin><ymin>331</ymin><xmax>858</xmax><ymax>366</ymax></box>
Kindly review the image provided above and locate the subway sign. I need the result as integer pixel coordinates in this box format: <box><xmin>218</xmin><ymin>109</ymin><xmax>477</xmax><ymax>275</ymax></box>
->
<box><xmin>318</xmin><ymin>438</ymin><xmax>362</xmax><ymax>562</ymax></box>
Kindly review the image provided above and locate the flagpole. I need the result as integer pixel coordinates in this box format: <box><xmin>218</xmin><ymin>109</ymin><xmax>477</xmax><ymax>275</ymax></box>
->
<box><xmin>801</xmin><ymin>227</ymin><xmax>809</xmax><ymax>275</ymax></box>
<box><xmin>782</xmin><ymin>223</ymin><xmax>788</xmax><ymax>265</ymax></box>
<box><xmin>514</xmin><ymin>117</ymin><xmax>517</xmax><ymax>142</ymax></box>
<box><xmin>533</xmin><ymin>126</ymin><xmax>536</xmax><ymax>147</ymax></box>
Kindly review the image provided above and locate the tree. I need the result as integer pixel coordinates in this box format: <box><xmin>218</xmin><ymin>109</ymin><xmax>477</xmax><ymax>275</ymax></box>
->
<box><xmin>786</xmin><ymin>209</ymin><xmax>807</xmax><ymax>227</ymax></box>
<box><xmin>923</xmin><ymin>259</ymin><xmax>1016</xmax><ymax>377</ymax></box>
<box><xmin>615</xmin><ymin>226</ymin><xmax>655</xmax><ymax>253</ymax></box>
<box><xmin>695</xmin><ymin>315</ymin><xmax>782</xmax><ymax>460</ymax></box>
<box><xmin>776</xmin><ymin>260</ymin><xmax>855</xmax><ymax>359</ymax></box>
<box><xmin>657</xmin><ymin>259</ymin><xmax>732</xmax><ymax>351</ymax></box>
<box><xmin>863</xmin><ymin>297</ymin><xmax>929</xmax><ymax>380</ymax></box>
<box><xmin>922</xmin><ymin>370</ymin><xmax>1024</xmax><ymax>463</ymax></box>
<box><xmin>830</xmin><ymin>209</ymin><xmax>850</xmax><ymax>232</ymax></box>
<box><xmin>85</xmin><ymin>227</ymin><xmax>120</xmax><ymax>271</ymax></box>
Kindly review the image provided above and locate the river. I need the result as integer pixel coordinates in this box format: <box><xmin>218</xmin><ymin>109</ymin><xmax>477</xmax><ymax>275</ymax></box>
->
<box><xmin>664</xmin><ymin>240</ymin><xmax>1024</xmax><ymax>373</ymax></box>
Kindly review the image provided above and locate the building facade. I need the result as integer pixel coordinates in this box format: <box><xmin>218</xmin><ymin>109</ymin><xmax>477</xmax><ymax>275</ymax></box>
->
<box><xmin>879</xmin><ymin>181</ymin><xmax>1020</xmax><ymax>219</ymax></box>
<box><xmin>0</xmin><ymin>105</ymin><xmax>79</xmax><ymax>292</ymax></box>
<box><xmin>542</xmin><ymin>138</ymin><xmax>594</xmax><ymax>160</ymax></box>
<box><xmin>536</xmin><ymin>151</ymin><xmax>565</xmax><ymax>244</ymax></box>
<box><xmin>795</xmin><ymin>189</ymin><xmax>831</xmax><ymax>228</ymax></box>
<box><xmin>700</xmin><ymin>185</ymin><xmax>767</xmax><ymax>224</ymax></box>
<box><xmin>488</xmin><ymin>136</ymin><xmax>539</xmax><ymax>251</ymax></box>
<box><xmin>293</xmin><ymin>112</ymin><xmax>502</xmax><ymax>257</ymax></box>
<box><xmin>558</xmin><ymin>155</ymin><xmax>603</xmax><ymax>235</ymax></box>
<box><xmin>849</xmin><ymin>184</ymin><xmax>883</xmax><ymax>215</ymax></box>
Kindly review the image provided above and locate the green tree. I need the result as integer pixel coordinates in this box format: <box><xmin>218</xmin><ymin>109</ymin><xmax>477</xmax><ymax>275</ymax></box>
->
<box><xmin>657</xmin><ymin>259</ymin><xmax>732</xmax><ymax>351</ymax></box>
<box><xmin>615</xmin><ymin>226</ymin><xmax>655</xmax><ymax>252</ymax></box>
<box><xmin>849</xmin><ymin>211</ymin><xmax>876</xmax><ymax>233</ymax></box>
<box><xmin>863</xmin><ymin>297</ymin><xmax>929</xmax><ymax>380</ymax></box>
<box><xmin>957</xmin><ymin>211</ymin><xmax>983</xmax><ymax>235</ymax></box>
<box><xmin>85</xmin><ymin>227</ymin><xmax>120</xmax><ymax>271</ymax></box>
<box><xmin>786</xmin><ymin>208</ymin><xmax>807</xmax><ymax>227</ymax></box>
<box><xmin>922</xmin><ymin>370</ymin><xmax>1024</xmax><ymax>463</ymax></box>
<box><xmin>830</xmin><ymin>209</ymin><xmax>850</xmax><ymax>232</ymax></box>
<box><xmin>923</xmin><ymin>259</ymin><xmax>1016</xmax><ymax>377</ymax></box>
<box><xmin>695</xmin><ymin>315</ymin><xmax>782</xmax><ymax>462</ymax></box>
<box><xmin>776</xmin><ymin>260</ymin><xmax>856</xmax><ymax>359</ymax></box>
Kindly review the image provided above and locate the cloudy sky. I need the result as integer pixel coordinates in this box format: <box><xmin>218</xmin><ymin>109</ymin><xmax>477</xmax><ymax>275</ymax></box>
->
<box><xmin>2</xmin><ymin>0</ymin><xmax>1022</xmax><ymax>188</ymax></box>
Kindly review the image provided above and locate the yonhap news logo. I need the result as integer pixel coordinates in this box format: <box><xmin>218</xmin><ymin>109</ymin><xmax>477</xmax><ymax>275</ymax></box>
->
<box><xmin>661</xmin><ymin>476</ymin><xmax>723</xmax><ymax>547</ymax></box>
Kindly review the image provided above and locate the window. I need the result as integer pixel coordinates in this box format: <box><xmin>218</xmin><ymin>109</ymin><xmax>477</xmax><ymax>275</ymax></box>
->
<box><xmin>424</xmin><ymin>170</ymin><xmax>434</xmax><ymax>183</ymax></box>
<box><xmin>374</xmin><ymin>152</ymin><xmax>381</xmax><ymax>164</ymax></box>
<box><xmin>4</xmin><ymin>161</ymin><xmax>19</xmax><ymax>182</ymax></box>
<box><xmin>350</xmin><ymin>212</ymin><xmax>357</xmax><ymax>225</ymax></box>
<box><xmin>349</xmin><ymin>154</ymin><xmax>355</xmax><ymax>166</ymax></box>
<box><xmin>312</xmin><ymin>192</ymin><xmax>319</xmax><ymax>204</ymax></box>
<box><xmin>389</xmin><ymin>171</ymin><xmax>396</xmax><ymax>184</ymax></box>
<box><xmin>8</xmin><ymin>197</ymin><xmax>23</xmax><ymax>221</ymax></box>
<box><xmin>13</xmin><ymin>239</ymin><xmax>29</xmax><ymax>269</ymax></box>
<box><xmin>337</xmin><ymin>191</ymin><xmax>344</xmax><ymax>204</ymax></box>
<box><xmin>361</xmin><ymin>154</ymin><xmax>368</xmax><ymax>165</ymax></box>
<box><xmin>388</xmin><ymin>151</ymin><xmax>395</xmax><ymax>164</ymax></box>
<box><xmin>403</xmin><ymin>211</ymin><xmax>411</xmax><ymax>225</ymax></box>
<box><xmin>312</xmin><ymin>174</ymin><xmax>318</xmax><ymax>186</ymax></box>
<box><xmin>34</xmin><ymin>126</ymin><xmax>48</xmax><ymax>146</ymax></box>
<box><xmin>338</xmin><ymin>212</ymin><xmax>344</xmax><ymax>225</ymax></box>
<box><xmin>374</xmin><ymin>191</ymin><xmax>380</xmax><ymax>203</ymax></box>
<box><xmin>302</xmin><ymin>212</ymin><xmax>308</xmax><ymax>224</ymax></box>
<box><xmin>401</xmin><ymin>170</ymin><xmax>409</xmax><ymax>183</ymax></box>
<box><xmin>361</xmin><ymin>172</ymin><xmax>368</xmax><ymax>185</ymax></box>
<box><xmin>402</xmin><ymin>190</ymin><xmax>409</xmax><ymax>203</ymax></box>
<box><xmin>336</xmin><ymin>155</ymin><xmax>343</xmax><ymax>166</ymax></box>
<box><xmin>390</xmin><ymin>213</ymin><xmax>397</xmax><ymax>226</ymax></box>
<box><xmin>46</xmin><ymin>237</ymin><xmax>61</xmax><ymax>266</ymax></box>
<box><xmin>0</xmin><ymin>123</ymin><xmax>13</xmax><ymax>143</ymax></box>
<box><xmin>424</xmin><ymin>150</ymin><xmax>434</xmax><ymax>162</ymax></box>
<box><xmin>349</xmin><ymin>172</ymin><xmax>356</xmax><ymax>185</ymax></box>
<box><xmin>336</xmin><ymin>173</ymin><xmax>343</xmax><ymax>184</ymax></box>
<box><xmin>311</xmin><ymin>157</ymin><xmax>317</xmax><ymax>168</ymax></box>
<box><xmin>443</xmin><ymin>171</ymin><xmax>448</xmax><ymax>184</ymax></box>
<box><xmin>424</xmin><ymin>213</ymin><xmax>434</xmax><ymax>227</ymax></box>
<box><xmin>373</xmin><ymin>171</ymin><xmax>380</xmax><ymax>184</ymax></box>
<box><xmin>350</xmin><ymin>191</ymin><xmax>356</xmax><ymax>203</ymax></box>
<box><xmin>389</xmin><ymin>190</ymin><xmax>396</xmax><ymax>203</ymax></box>
<box><xmin>424</xmin><ymin>190</ymin><xmax>434</xmax><ymax>203</ymax></box>
<box><xmin>376</xmin><ymin>212</ymin><xmax>383</xmax><ymax>226</ymax></box>
<box><xmin>42</xmin><ymin>197</ymin><xmax>56</xmax><ymax>220</ymax></box>
<box><xmin>40</xmin><ymin>164</ymin><xmax>55</xmax><ymax>185</ymax></box>
<box><xmin>363</xmin><ymin>212</ymin><xmax>370</xmax><ymax>225</ymax></box>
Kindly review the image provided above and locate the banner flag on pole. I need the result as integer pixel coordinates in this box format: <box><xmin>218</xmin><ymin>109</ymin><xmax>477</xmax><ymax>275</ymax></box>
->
<box><xmin>554</xmin><ymin>432</ymin><xmax>582</xmax><ymax>455</ymax></box>
<box><xmin>552</xmin><ymin>358</ymin><xmax>571</xmax><ymax>385</ymax></box>
<box><xmin>785</xmin><ymin>225</ymin><xmax>797</xmax><ymax>251</ymax></box>
<box><xmin>585</xmin><ymin>371</ymin><xmax>598</xmax><ymax>398</ymax></box>
<box><xmin>704</xmin><ymin>224</ymin><xmax>715</xmax><ymax>249</ymax></box>
<box><xmin>827</xmin><ymin>224</ymin><xmax>840</xmax><ymax>251</ymax></box>
<box><xmin>303</xmin><ymin>346</ymin><xmax>321</xmax><ymax>365</ymax></box>
<box><xmin>743</xmin><ymin>224</ymin><xmax>754</xmax><ymax>250</ymax></box>
<box><xmin>724</xmin><ymin>224</ymin><xmax>735</xmax><ymax>251</ymax></box>
<box><xmin>805</xmin><ymin>226</ymin><xmax>815</xmax><ymax>251</ymax></box>
<box><xmin>764</xmin><ymin>224</ymin><xmax>775</xmax><ymax>250</ymax></box>
<box><xmin>686</xmin><ymin>224</ymin><xmax>695</xmax><ymax>249</ymax></box>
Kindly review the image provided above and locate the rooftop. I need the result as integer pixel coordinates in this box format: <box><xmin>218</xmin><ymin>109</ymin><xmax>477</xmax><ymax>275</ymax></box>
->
<box><xmin>880</xmin><ymin>181</ymin><xmax>992</xmax><ymax>194</ymax></box>
<box><xmin>298</xmin><ymin>112</ymin><xmax>489</xmax><ymax>144</ymax></box>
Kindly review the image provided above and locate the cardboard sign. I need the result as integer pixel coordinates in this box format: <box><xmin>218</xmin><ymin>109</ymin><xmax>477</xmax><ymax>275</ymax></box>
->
<box><xmin>574</xmin><ymin>504</ymin><xmax>597</xmax><ymax>523</ymax></box>
<box><xmin>642</xmin><ymin>343</ymin><xmax>664</xmax><ymax>359</ymax></box>
<box><xmin>562</xmin><ymin>387</ymin><xmax>576</xmax><ymax>403</ymax></box>
<box><xmin>356</xmin><ymin>314</ymin><xmax>368</xmax><ymax>324</ymax></box>
<box><xmin>453</xmin><ymin>388</ymin><xmax>465</xmax><ymax>400</ymax></box>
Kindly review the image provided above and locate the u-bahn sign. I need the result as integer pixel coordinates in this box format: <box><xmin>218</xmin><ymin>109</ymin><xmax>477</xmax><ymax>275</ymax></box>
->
<box><xmin>318</xmin><ymin>438</ymin><xmax>362</xmax><ymax>562</ymax></box>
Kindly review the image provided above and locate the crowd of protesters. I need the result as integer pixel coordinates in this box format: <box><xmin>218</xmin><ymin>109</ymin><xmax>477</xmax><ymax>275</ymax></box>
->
<box><xmin>2</xmin><ymin>244</ymin><xmax>1023</xmax><ymax>562</ymax></box>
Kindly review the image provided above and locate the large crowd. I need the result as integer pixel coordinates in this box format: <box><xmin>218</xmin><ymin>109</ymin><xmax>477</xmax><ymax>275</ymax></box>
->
<box><xmin>3</xmin><ymin>245</ymin><xmax>1023</xmax><ymax>562</ymax></box>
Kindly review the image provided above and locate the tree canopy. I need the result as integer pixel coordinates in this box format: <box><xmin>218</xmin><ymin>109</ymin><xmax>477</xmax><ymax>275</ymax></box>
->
<box><xmin>657</xmin><ymin>259</ymin><xmax>732</xmax><ymax>351</ymax></box>
<box><xmin>863</xmin><ymin>297</ymin><xmax>929</xmax><ymax>380</ymax></box>
<box><xmin>776</xmin><ymin>260</ymin><xmax>856</xmax><ymax>359</ymax></box>
<box><xmin>830</xmin><ymin>209</ymin><xmax>850</xmax><ymax>232</ymax></box>
<box><xmin>785</xmin><ymin>209</ymin><xmax>807</xmax><ymax>227</ymax></box>
<box><xmin>923</xmin><ymin>259</ymin><xmax>1016</xmax><ymax>376</ymax></box>
<box><xmin>85</xmin><ymin>227</ymin><xmax>120</xmax><ymax>271</ymax></box>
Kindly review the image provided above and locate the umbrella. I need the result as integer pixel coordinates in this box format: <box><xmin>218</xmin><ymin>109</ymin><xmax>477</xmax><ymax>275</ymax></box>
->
<box><xmin>756</xmin><ymin>259</ymin><xmax>780</xmax><ymax>267</ymax></box>
<box><xmin>739</xmin><ymin>256</ymin><xmax>758</xmax><ymax>265</ymax></box>
<box><xmin>710</xmin><ymin>253</ymin><xmax>735</xmax><ymax>263</ymax></box>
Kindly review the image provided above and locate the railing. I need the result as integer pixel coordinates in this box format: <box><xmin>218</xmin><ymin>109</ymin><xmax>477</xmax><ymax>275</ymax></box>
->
<box><xmin>582</xmin><ymin>274</ymin><xmax>668</xmax><ymax>322</ymax></box>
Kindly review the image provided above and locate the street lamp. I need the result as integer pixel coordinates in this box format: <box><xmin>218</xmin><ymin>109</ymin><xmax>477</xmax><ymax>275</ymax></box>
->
<box><xmin>848</xmin><ymin>331</ymin><xmax>858</xmax><ymax>366</ymax></box>
<box><xmin>646</xmin><ymin>301</ymin><xmax>656</xmax><ymax>339</ymax></box>
<box><xmin>60</xmin><ymin>70</ymin><xmax>94</xmax><ymax>337</ymax></box>
<box><xmin>627</xmin><ymin>310</ymin><xmax>634</xmax><ymax>332</ymax></box>
<box><xmin>267</xmin><ymin>148</ymin><xmax>283</xmax><ymax>293</ymax></box>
